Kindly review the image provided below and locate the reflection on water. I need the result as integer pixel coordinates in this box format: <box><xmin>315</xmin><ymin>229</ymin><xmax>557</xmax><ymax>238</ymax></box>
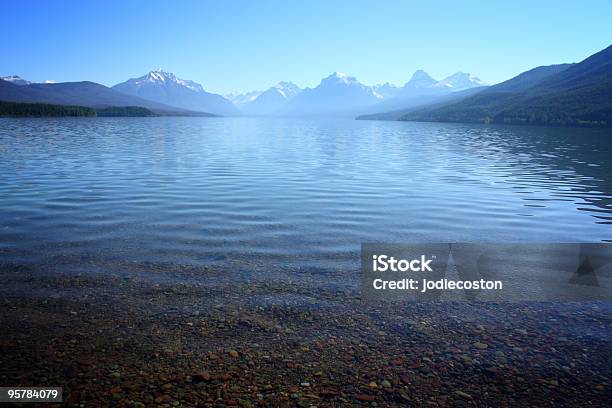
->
<box><xmin>0</xmin><ymin>117</ymin><xmax>611</xmax><ymax>279</ymax></box>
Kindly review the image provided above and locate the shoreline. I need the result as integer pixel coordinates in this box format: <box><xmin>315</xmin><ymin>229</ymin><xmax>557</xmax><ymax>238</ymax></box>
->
<box><xmin>0</xmin><ymin>267</ymin><xmax>610</xmax><ymax>407</ymax></box>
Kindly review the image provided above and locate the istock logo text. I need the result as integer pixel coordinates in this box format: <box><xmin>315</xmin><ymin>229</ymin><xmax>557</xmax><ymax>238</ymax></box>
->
<box><xmin>372</xmin><ymin>255</ymin><xmax>433</xmax><ymax>272</ymax></box>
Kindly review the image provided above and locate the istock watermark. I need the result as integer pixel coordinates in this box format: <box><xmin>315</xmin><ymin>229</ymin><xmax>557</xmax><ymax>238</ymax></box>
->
<box><xmin>372</xmin><ymin>254</ymin><xmax>434</xmax><ymax>272</ymax></box>
<box><xmin>361</xmin><ymin>243</ymin><xmax>612</xmax><ymax>302</ymax></box>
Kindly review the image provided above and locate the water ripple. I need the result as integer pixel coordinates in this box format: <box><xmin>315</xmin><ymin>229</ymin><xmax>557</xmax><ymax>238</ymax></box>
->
<box><xmin>1</xmin><ymin>117</ymin><xmax>611</xmax><ymax>276</ymax></box>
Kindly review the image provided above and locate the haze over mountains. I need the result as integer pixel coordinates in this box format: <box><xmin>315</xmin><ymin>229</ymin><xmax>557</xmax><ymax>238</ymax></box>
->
<box><xmin>0</xmin><ymin>69</ymin><xmax>485</xmax><ymax>118</ymax></box>
<box><xmin>234</xmin><ymin>71</ymin><xmax>485</xmax><ymax>117</ymax></box>
<box><xmin>1</xmin><ymin>43</ymin><xmax>610</xmax><ymax>125</ymax></box>
<box><xmin>363</xmin><ymin>70</ymin><xmax>487</xmax><ymax>116</ymax></box>
<box><xmin>225</xmin><ymin>90</ymin><xmax>262</xmax><ymax>109</ymax></box>
<box><xmin>393</xmin><ymin>44</ymin><xmax>612</xmax><ymax>127</ymax></box>
<box><xmin>278</xmin><ymin>72</ymin><xmax>382</xmax><ymax>117</ymax></box>
<box><xmin>240</xmin><ymin>82</ymin><xmax>301</xmax><ymax>115</ymax></box>
<box><xmin>371</xmin><ymin>83</ymin><xmax>400</xmax><ymax>100</ymax></box>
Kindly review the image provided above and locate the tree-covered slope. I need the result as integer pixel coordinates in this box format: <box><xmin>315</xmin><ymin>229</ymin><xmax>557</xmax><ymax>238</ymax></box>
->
<box><xmin>95</xmin><ymin>106</ymin><xmax>158</xmax><ymax>117</ymax></box>
<box><xmin>0</xmin><ymin>101</ymin><xmax>96</xmax><ymax>117</ymax></box>
<box><xmin>0</xmin><ymin>79</ymin><xmax>214</xmax><ymax>116</ymax></box>
<box><xmin>400</xmin><ymin>45</ymin><xmax>612</xmax><ymax>127</ymax></box>
<box><xmin>0</xmin><ymin>101</ymin><xmax>161</xmax><ymax>117</ymax></box>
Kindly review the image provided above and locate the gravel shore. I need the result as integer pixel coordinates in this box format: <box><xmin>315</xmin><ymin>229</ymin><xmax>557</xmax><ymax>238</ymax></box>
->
<box><xmin>0</xmin><ymin>265</ymin><xmax>610</xmax><ymax>407</ymax></box>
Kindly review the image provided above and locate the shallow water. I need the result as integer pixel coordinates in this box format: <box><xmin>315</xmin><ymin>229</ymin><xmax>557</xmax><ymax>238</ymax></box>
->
<box><xmin>1</xmin><ymin>117</ymin><xmax>611</xmax><ymax>278</ymax></box>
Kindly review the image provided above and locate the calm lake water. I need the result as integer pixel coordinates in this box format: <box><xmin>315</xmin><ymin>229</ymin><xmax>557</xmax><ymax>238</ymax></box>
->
<box><xmin>1</xmin><ymin>117</ymin><xmax>611</xmax><ymax>280</ymax></box>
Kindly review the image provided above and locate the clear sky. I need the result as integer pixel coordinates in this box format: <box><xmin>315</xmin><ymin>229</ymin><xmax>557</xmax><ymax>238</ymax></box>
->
<box><xmin>1</xmin><ymin>0</ymin><xmax>611</xmax><ymax>94</ymax></box>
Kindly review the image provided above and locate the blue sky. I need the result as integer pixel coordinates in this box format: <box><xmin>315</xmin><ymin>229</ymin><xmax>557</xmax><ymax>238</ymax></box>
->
<box><xmin>1</xmin><ymin>0</ymin><xmax>611</xmax><ymax>94</ymax></box>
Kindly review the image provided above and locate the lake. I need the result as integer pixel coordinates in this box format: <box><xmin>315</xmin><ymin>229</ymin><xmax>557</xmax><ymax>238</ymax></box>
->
<box><xmin>1</xmin><ymin>117</ymin><xmax>611</xmax><ymax>282</ymax></box>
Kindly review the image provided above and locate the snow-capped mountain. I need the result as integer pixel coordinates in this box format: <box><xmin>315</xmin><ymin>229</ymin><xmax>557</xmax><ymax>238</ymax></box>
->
<box><xmin>1</xmin><ymin>75</ymin><xmax>33</xmax><ymax>86</ymax></box>
<box><xmin>388</xmin><ymin>69</ymin><xmax>441</xmax><ymax>100</ymax></box>
<box><xmin>270</xmin><ymin>81</ymin><xmax>301</xmax><ymax>99</ymax></box>
<box><xmin>362</xmin><ymin>69</ymin><xmax>488</xmax><ymax>116</ymax></box>
<box><xmin>241</xmin><ymin>81</ymin><xmax>301</xmax><ymax>115</ymax></box>
<box><xmin>112</xmin><ymin>70</ymin><xmax>238</xmax><ymax>116</ymax></box>
<box><xmin>403</xmin><ymin>70</ymin><xmax>438</xmax><ymax>92</ymax></box>
<box><xmin>433</xmin><ymin>72</ymin><xmax>486</xmax><ymax>91</ymax></box>
<box><xmin>396</xmin><ymin>70</ymin><xmax>485</xmax><ymax>98</ymax></box>
<box><xmin>372</xmin><ymin>83</ymin><xmax>400</xmax><ymax>100</ymax></box>
<box><xmin>393</xmin><ymin>70</ymin><xmax>440</xmax><ymax>99</ymax></box>
<box><xmin>225</xmin><ymin>90</ymin><xmax>262</xmax><ymax>108</ymax></box>
<box><xmin>279</xmin><ymin>72</ymin><xmax>381</xmax><ymax>116</ymax></box>
<box><xmin>140</xmin><ymin>69</ymin><xmax>205</xmax><ymax>92</ymax></box>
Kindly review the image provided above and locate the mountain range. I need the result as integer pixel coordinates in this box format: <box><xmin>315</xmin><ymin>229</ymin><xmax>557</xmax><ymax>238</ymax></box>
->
<box><xmin>0</xmin><ymin>78</ymin><xmax>210</xmax><ymax>116</ymax></box>
<box><xmin>225</xmin><ymin>90</ymin><xmax>262</xmax><ymax>108</ymax></box>
<box><xmin>394</xmin><ymin>44</ymin><xmax>612</xmax><ymax>127</ymax></box>
<box><xmin>0</xmin><ymin>69</ymin><xmax>480</xmax><ymax>117</ymax></box>
<box><xmin>255</xmin><ymin>71</ymin><xmax>484</xmax><ymax>117</ymax></box>
<box><xmin>240</xmin><ymin>82</ymin><xmax>301</xmax><ymax>115</ymax></box>
<box><xmin>0</xmin><ymin>69</ymin><xmax>484</xmax><ymax>118</ymax></box>
<box><xmin>277</xmin><ymin>72</ymin><xmax>382</xmax><ymax>117</ymax></box>
<box><xmin>361</xmin><ymin>70</ymin><xmax>487</xmax><ymax>116</ymax></box>
<box><xmin>1</xmin><ymin>43</ymin><xmax>610</xmax><ymax>125</ymax></box>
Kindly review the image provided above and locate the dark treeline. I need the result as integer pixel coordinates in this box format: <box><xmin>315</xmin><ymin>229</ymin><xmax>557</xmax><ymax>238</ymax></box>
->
<box><xmin>96</xmin><ymin>106</ymin><xmax>158</xmax><ymax>117</ymax></box>
<box><xmin>399</xmin><ymin>84</ymin><xmax>612</xmax><ymax>127</ymax></box>
<box><xmin>400</xmin><ymin>97</ymin><xmax>612</xmax><ymax>128</ymax></box>
<box><xmin>0</xmin><ymin>101</ymin><xmax>96</xmax><ymax>117</ymax></box>
<box><xmin>0</xmin><ymin>101</ymin><xmax>157</xmax><ymax>118</ymax></box>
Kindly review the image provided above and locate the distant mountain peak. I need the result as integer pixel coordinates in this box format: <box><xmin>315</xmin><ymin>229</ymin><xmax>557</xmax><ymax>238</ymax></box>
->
<box><xmin>405</xmin><ymin>70</ymin><xmax>437</xmax><ymax>88</ymax></box>
<box><xmin>322</xmin><ymin>72</ymin><xmax>359</xmax><ymax>85</ymax></box>
<box><xmin>331</xmin><ymin>71</ymin><xmax>349</xmax><ymax>78</ymax></box>
<box><xmin>372</xmin><ymin>83</ymin><xmax>400</xmax><ymax>100</ymax></box>
<box><xmin>225</xmin><ymin>90</ymin><xmax>262</xmax><ymax>107</ymax></box>
<box><xmin>434</xmin><ymin>71</ymin><xmax>486</xmax><ymax>90</ymax></box>
<box><xmin>131</xmin><ymin>70</ymin><xmax>205</xmax><ymax>93</ymax></box>
<box><xmin>412</xmin><ymin>69</ymin><xmax>432</xmax><ymax>78</ymax></box>
<box><xmin>146</xmin><ymin>69</ymin><xmax>175</xmax><ymax>82</ymax></box>
<box><xmin>271</xmin><ymin>81</ymin><xmax>301</xmax><ymax>98</ymax></box>
<box><xmin>238</xmin><ymin>81</ymin><xmax>302</xmax><ymax>115</ymax></box>
<box><xmin>1</xmin><ymin>75</ymin><xmax>32</xmax><ymax>86</ymax></box>
<box><xmin>279</xmin><ymin>72</ymin><xmax>380</xmax><ymax>116</ymax></box>
<box><xmin>113</xmin><ymin>70</ymin><xmax>237</xmax><ymax>115</ymax></box>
